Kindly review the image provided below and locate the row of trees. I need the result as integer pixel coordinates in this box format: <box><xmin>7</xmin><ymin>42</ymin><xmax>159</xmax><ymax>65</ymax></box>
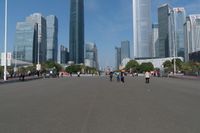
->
<box><xmin>0</xmin><ymin>61</ymin><xmax>98</xmax><ymax>78</ymax></box>
<box><xmin>65</xmin><ymin>65</ymin><xmax>98</xmax><ymax>74</ymax></box>
<box><xmin>125</xmin><ymin>60</ymin><xmax>154</xmax><ymax>73</ymax></box>
<box><xmin>163</xmin><ymin>59</ymin><xmax>200</xmax><ymax>75</ymax></box>
<box><xmin>125</xmin><ymin>59</ymin><xmax>200</xmax><ymax>75</ymax></box>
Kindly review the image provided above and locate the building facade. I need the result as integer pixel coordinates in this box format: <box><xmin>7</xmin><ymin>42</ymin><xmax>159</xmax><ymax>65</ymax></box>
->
<box><xmin>184</xmin><ymin>15</ymin><xmax>200</xmax><ymax>61</ymax></box>
<box><xmin>26</xmin><ymin>13</ymin><xmax>47</xmax><ymax>63</ymax></box>
<box><xmin>115</xmin><ymin>47</ymin><xmax>121</xmax><ymax>70</ymax></box>
<box><xmin>158</xmin><ymin>4</ymin><xmax>172</xmax><ymax>58</ymax></box>
<box><xmin>170</xmin><ymin>8</ymin><xmax>186</xmax><ymax>58</ymax></box>
<box><xmin>46</xmin><ymin>15</ymin><xmax>58</xmax><ymax>62</ymax></box>
<box><xmin>152</xmin><ymin>24</ymin><xmax>159</xmax><ymax>57</ymax></box>
<box><xmin>133</xmin><ymin>0</ymin><xmax>152</xmax><ymax>58</ymax></box>
<box><xmin>14</xmin><ymin>22</ymin><xmax>38</xmax><ymax>64</ymax></box>
<box><xmin>69</xmin><ymin>0</ymin><xmax>85</xmax><ymax>64</ymax></box>
<box><xmin>85</xmin><ymin>42</ymin><xmax>98</xmax><ymax>69</ymax></box>
<box><xmin>121</xmin><ymin>40</ymin><xmax>130</xmax><ymax>61</ymax></box>
<box><xmin>60</xmin><ymin>45</ymin><xmax>69</xmax><ymax>64</ymax></box>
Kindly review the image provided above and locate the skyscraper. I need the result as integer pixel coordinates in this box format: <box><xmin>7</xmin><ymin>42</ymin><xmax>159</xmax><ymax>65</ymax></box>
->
<box><xmin>133</xmin><ymin>0</ymin><xmax>152</xmax><ymax>58</ymax></box>
<box><xmin>115</xmin><ymin>47</ymin><xmax>121</xmax><ymax>70</ymax></box>
<box><xmin>69</xmin><ymin>0</ymin><xmax>85</xmax><ymax>64</ymax></box>
<box><xmin>14</xmin><ymin>22</ymin><xmax>38</xmax><ymax>63</ymax></box>
<box><xmin>60</xmin><ymin>45</ymin><xmax>69</xmax><ymax>64</ymax></box>
<box><xmin>152</xmin><ymin>24</ymin><xmax>159</xmax><ymax>57</ymax></box>
<box><xmin>26</xmin><ymin>13</ymin><xmax>47</xmax><ymax>63</ymax></box>
<box><xmin>121</xmin><ymin>40</ymin><xmax>130</xmax><ymax>60</ymax></box>
<box><xmin>158</xmin><ymin>4</ymin><xmax>172</xmax><ymax>58</ymax></box>
<box><xmin>46</xmin><ymin>15</ymin><xmax>58</xmax><ymax>62</ymax></box>
<box><xmin>184</xmin><ymin>15</ymin><xmax>200</xmax><ymax>61</ymax></box>
<box><xmin>171</xmin><ymin>8</ymin><xmax>186</xmax><ymax>58</ymax></box>
<box><xmin>85</xmin><ymin>42</ymin><xmax>99</xmax><ymax>69</ymax></box>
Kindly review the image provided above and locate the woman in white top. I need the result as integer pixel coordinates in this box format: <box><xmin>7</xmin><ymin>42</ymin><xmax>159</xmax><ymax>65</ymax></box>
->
<box><xmin>145</xmin><ymin>71</ymin><xmax>150</xmax><ymax>83</ymax></box>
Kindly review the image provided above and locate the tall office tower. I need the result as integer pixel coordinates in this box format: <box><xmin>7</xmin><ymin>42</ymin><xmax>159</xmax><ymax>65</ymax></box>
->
<box><xmin>69</xmin><ymin>0</ymin><xmax>85</xmax><ymax>64</ymax></box>
<box><xmin>133</xmin><ymin>0</ymin><xmax>152</xmax><ymax>58</ymax></box>
<box><xmin>121</xmin><ymin>40</ymin><xmax>130</xmax><ymax>60</ymax></box>
<box><xmin>46</xmin><ymin>15</ymin><xmax>58</xmax><ymax>62</ymax></box>
<box><xmin>184</xmin><ymin>15</ymin><xmax>200</xmax><ymax>61</ymax></box>
<box><xmin>60</xmin><ymin>45</ymin><xmax>69</xmax><ymax>64</ymax></box>
<box><xmin>14</xmin><ymin>22</ymin><xmax>38</xmax><ymax>64</ymax></box>
<box><xmin>115</xmin><ymin>47</ymin><xmax>121</xmax><ymax>70</ymax></box>
<box><xmin>170</xmin><ymin>8</ymin><xmax>186</xmax><ymax>58</ymax></box>
<box><xmin>85</xmin><ymin>42</ymin><xmax>99</xmax><ymax>69</ymax></box>
<box><xmin>26</xmin><ymin>13</ymin><xmax>47</xmax><ymax>63</ymax></box>
<box><xmin>152</xmin><ymin>24</ymin><xmax>159</xmax><ymax>57</ymax></box>
<box><xmin>158</xmin><ymin>4</ymin><xmax>172</xmax><ymax>57</ymax></box>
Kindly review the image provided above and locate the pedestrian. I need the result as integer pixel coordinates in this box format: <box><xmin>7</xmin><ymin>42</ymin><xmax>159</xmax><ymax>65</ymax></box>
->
<box><xmin>109</xmin><ymin>72</ymin><xmax>113</xmax><ymax>81</ymax></box>
<box><xmin>121</xmin><ymin>72</ymin><xmax>125</xmax><ymax>83</ymax></box>
<box><xmin>77</xmin><ymin>71</ymin><xmax>80</xmax><ymax>77</ymax></box>
<box><xmin>116</xmin><ymin>72</ymin><xmax>120</xmax><ymax>82</ymax></box>
<box><xmin>145</xmin><ymin>71</ymin><xmax>150</xmax><ymax>83</ymax></box>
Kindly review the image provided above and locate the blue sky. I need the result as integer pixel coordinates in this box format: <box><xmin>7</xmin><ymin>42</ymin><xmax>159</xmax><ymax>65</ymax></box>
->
<box><xmin>0</xmin><ymin>0</ymin><xmax>200</xmax><ymax>68</ymax></box>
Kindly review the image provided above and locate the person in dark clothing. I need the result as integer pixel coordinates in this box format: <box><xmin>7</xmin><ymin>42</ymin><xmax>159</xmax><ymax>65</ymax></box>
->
<box><xmin>109</xmin><ymin>72</ymin><xmax>113</xmax><ymax>81</ymax></box>
<box><xmin>121</xmin><ymin>72</ymin><xmax>125</xmax><ymax>83</ymax></box>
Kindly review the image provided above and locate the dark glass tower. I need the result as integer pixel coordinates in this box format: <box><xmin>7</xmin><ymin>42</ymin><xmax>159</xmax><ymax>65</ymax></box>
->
<box><xmin>69</xmin><ymin>0</ymin><xmax>84</xmax><ymax>64</ymax></box>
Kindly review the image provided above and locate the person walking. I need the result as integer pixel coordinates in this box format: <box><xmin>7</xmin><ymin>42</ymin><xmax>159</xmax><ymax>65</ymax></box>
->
<box><xmin>109</xmin><ymin>72</ymin><xmax>113</xmax><ymax>81</ymax></box>
<box><xmin>121</xmin><ymin>72</ymin><xmax>125</xmax><ymax>83</ymax></box>
<box><xmin>116</xmin><ymin>72</ymin><xmax>120</xmax><ymax>82</ymax></box>
<box><xmin>145</xmin><ymin>71</ymin><xmax>150</xmax><ymax>83</ymax></box>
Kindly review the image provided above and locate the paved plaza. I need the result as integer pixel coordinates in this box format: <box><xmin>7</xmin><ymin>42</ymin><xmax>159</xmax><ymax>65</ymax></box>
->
<box><xmin>0</xmin><ymin>76</ymin><xmax>200</xmax><ymax>133</ymax></box>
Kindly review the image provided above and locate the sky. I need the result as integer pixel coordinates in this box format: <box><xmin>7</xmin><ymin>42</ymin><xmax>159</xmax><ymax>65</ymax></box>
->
<box><xmin>0</xmin><ymin>0</ymin><xmax>200</xmax><ymax>68</ymax></box>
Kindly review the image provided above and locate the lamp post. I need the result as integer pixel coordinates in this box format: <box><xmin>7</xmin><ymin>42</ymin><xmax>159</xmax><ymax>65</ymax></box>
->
<box><xmin>4</xmin><ymin>0</ymin><xmax>8</xmax><ymax>81</ymax></box>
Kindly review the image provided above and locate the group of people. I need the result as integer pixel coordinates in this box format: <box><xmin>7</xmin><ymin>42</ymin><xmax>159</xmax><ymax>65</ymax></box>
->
<box><xmin>109</xmin><ymin>72</ymin><xmax>125</xmax><ymax>83</ymax></box>
<box><xmin>109</xmin><ymin>71</ymin><xmax>151</xmax><ymax>84</ymax></box>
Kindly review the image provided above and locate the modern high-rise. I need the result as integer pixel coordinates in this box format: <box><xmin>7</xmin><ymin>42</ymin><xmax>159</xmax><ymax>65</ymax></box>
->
<box><xmin>46</xmin><ymin>15</ymin><xmax>58</xmax><ymax>62</ymax></box>
<box><xmin>170</xmin><ymin>8</ymin><xmax>186</xmax><ymax>58</ymax></box>
<box><xmin>184</xmin><ymin>15</ymin><xmax>200</xmax><ymax>61</ymax></box>
<box><xmin>158</xmin><ymin>4</ymin><xmax>172</xmax><ymax>58</ymax></box>
<box><xmin>152</xmin><ymin>24</ymin><xmax>159</xmax><ymax>57</ymax></box>
<box><xmin>26</xmin><ymin>13</ymin><xmax>47</xmax><ymax>63</ymax></box>
<box><xmin>69</xmin><ymin>0</ymin><xmax>85</xmax><ymax>64</ymax></box>
<box><xmin>14</xmin><ymin>22</ymin><xmax>38</xmax><ymax>63</ymax></box>
<box><xmin>115</xmin><ymin>47</ymin><xmax>121</xmax><ymax>70</ymax></box>
<box><xmin>133</xmin><ymin>0</ymin><xmax>152</xmax><ymax>58</ymax></box>
<box><xmin>121</xmin><ymin>40</ymin><xmax>130</xmax><ymax>60</ymax></box>
<box><xmin>85</xmin><ymin>42</ymin><xmax>99</xmax><ymax>69</ymax></box>
<box><xmin>60</xmin><ymin>45</ymin><xmax>69</xmax><ymax>64</ymax></box>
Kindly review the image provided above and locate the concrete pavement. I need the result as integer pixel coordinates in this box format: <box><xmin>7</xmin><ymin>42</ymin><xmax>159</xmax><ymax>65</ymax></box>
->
<box><xmin>0</xmin><ymin>76</ymin><xmax>200</xmax><ymax>133</ymax></box>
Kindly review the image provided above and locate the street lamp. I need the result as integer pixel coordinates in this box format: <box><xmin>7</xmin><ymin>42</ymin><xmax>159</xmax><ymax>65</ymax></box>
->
<box><xmin>4</xmin><ymin>0</ymin><xmax>8</xmax><ymax>81</ymax></box>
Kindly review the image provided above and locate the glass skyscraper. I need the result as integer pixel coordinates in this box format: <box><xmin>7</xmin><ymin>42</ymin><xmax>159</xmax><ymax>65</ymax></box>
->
<box><xmin>121</xmin><ymin>40</ymin><xmax>130</xmax><ymax>60</ymax></box>
<box><xmin>152</xmin><ymin>24</ymin><xmax>159</xmax><ymax>57</ymax></box>
<box><xmin>85</xmin><ymin>43</ymin><xmax>98</xmax><ymax>69</ymax></box>
<box><xmin>60</xmin><ymin>45</ymin><xmax>69</xmax><ymax>64</ymax></box>
<box><xmin>46</xmin><ymin>15</ymin><xmax>58</xmax><ymax>62</ymax></box>
<box><xmin>158</xmin><ymin>4</ymin><xmax>172</xmax><ymax>58</ymax></box>
<box><xmin>133</xmin><ymin>0</ymin><xmax>152</xmax><ymax>58</ymax></box>
<box><xmin>26</xmin><ymin>13</ymin><xmax>47</xmax><ymax>63</ymax></box>
<box><xmin>14</xmin><ymin>22</ymin><xmax>38</xmax><ymax>63</ymax></box>
<box><xmin>170</xmin><ymin>8</ymin><xmax>186</xmax><ymax>58</ymax></box>
<box><xmin>69</xmin><ymin>0</ymin><xmax>85</xmax><ymax>64</ymax></box>
<box><xmin>184</xmin><ymin>15</ymin><xmax>200</xmax><ymax>61</ymax></box>
<box><xmin>115</xmin><ymin>47</ymin><xmax>121</xmax><ymax>70</ymax></box>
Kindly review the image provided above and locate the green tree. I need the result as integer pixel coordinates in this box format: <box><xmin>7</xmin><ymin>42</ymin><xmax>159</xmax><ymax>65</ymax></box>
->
<box><xmin>125</xmin><ymin>60</ymin><xmax>139</xmax><ymax>72</ymax></box>
<box><xmin>163</xmin><ymin>60</ymin><xmax>172</xmax><ymax>68</ymax></box>
<box><xmin>65</xmin><ymin>65</ymin><xmax>82</xmax><ymax>73</ymax></box>
<box><xmin>42</xmin><ymin>61</ymin><xmax>62</xmax><ymax>72</ymax></box>
<box><xmin>139</xmin><ymin>62</ymin><xmax>154</xmax><ymax>72</ymax></box>
<box><xmin>172</xmin><ymin>58</ymin><xmax>183</xmax><ymax>71</ymax></box>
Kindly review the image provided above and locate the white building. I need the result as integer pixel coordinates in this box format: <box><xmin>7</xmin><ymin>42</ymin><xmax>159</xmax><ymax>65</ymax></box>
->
<box><xmin>133</xmin><ymin>0</ymin><xmax>152</xmax><ymax>58</ymax></box>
